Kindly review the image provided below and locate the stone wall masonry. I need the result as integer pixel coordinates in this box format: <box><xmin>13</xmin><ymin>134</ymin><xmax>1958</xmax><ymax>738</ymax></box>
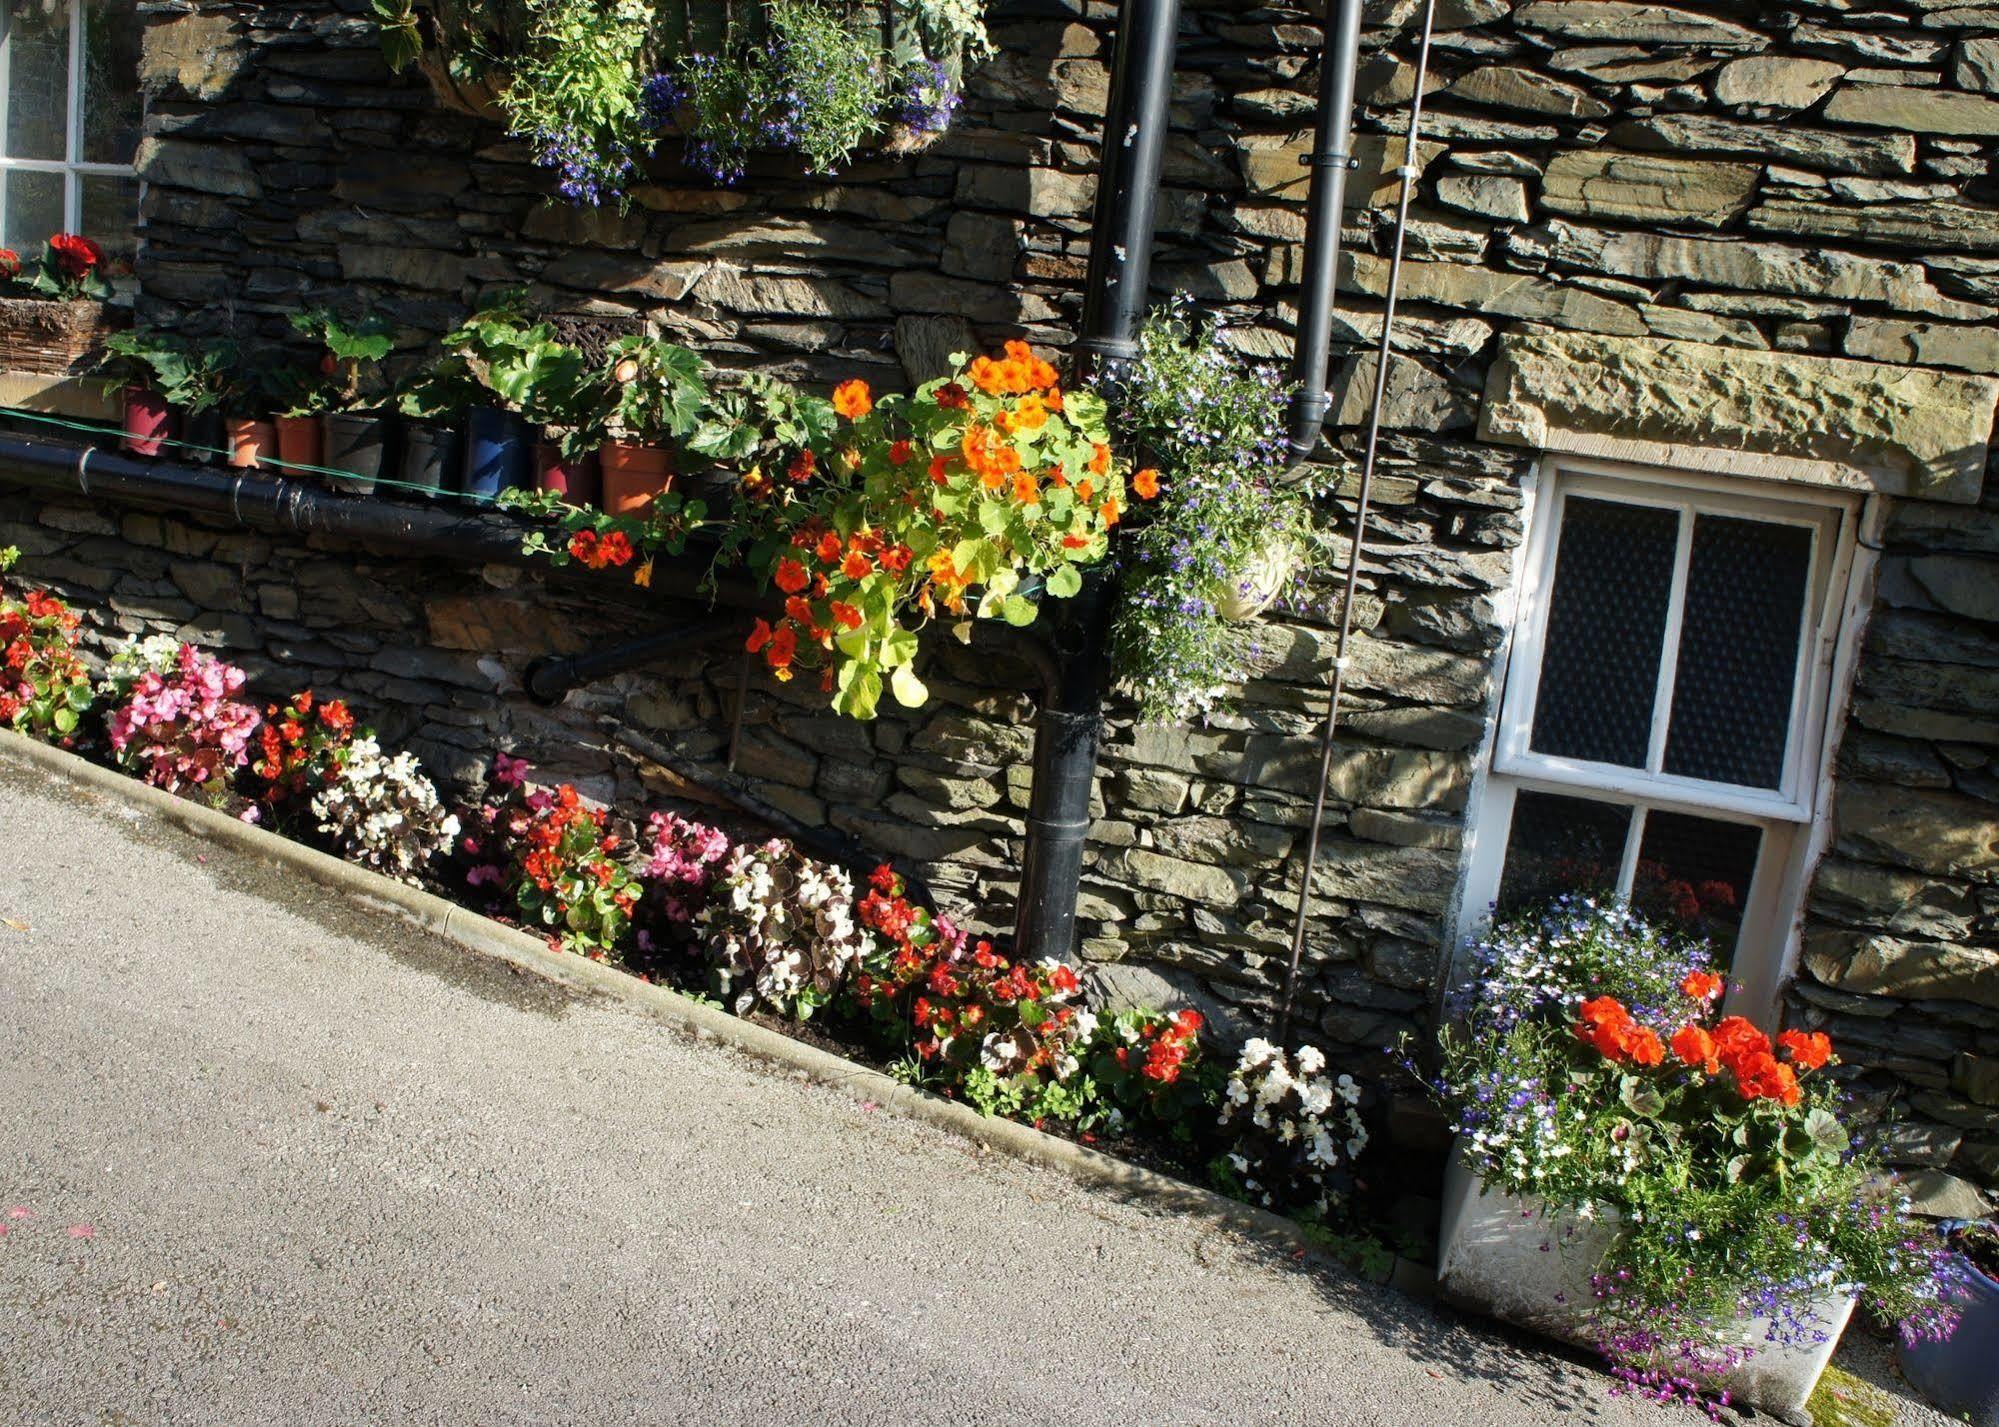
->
<box><xmin>1</xmin><ymin>0</ymin><xmax>1990</xmax><ymax>1190</ymax></box>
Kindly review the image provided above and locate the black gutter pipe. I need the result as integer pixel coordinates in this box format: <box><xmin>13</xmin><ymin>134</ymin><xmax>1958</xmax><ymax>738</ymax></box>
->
<box><xmin>1011</xmin><ymin>0</ymin><xmax>1182</xmax><ymax>963</ymax></box>
<box><xmin>1075</xmin><ymin>0</ymin><xmax>1182</xmax><ymax>394</ymax></box>
<box><xmin>1286</xmin><ymin>0</ymin><xmax>1366</xmax><ymax>464</ymax></box>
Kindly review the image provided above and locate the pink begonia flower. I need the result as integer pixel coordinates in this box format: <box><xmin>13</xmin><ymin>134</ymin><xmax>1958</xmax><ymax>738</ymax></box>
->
<box><xmin>107</xmin><ymin>646</ymin><xmax>260</xmax><ymax>796</ymax></box>
<box><xmin>492</xmin><ymin>751</ymin><xmax>530</xmax><ymax>788</ymax></box>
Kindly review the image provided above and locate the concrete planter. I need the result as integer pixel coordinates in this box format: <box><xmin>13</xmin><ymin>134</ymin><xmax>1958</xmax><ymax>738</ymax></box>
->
<box><xmin>1437</xmin><ymin>1156</ymin><xmax>1853</xmax><ymax>1423</ymax></box>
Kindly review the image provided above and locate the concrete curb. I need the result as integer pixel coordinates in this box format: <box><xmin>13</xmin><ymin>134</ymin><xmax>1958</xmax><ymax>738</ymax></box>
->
<box><xmin>0</xmin><ymin>727</ymin><xmax>1368</xmax><ymax>1274</ymax></box>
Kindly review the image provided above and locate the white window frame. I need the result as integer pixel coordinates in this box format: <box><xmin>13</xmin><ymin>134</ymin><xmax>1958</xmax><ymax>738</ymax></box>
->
<box><xmin>0</xmin><ymin>0</ymin><xmax>140</xmax><ymax>240</ymax></box>
<box><xmin>1452</xmin><ymin>457</ymin><xmax>1872</xmax><ymax>1026</ymax></box>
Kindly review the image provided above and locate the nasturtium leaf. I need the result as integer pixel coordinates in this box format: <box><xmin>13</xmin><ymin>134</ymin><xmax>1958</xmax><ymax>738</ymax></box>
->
<box><xmin>890</xmin><ymin>664</ymin><xmax>928</xmax><ymax>708</ymax></box>
<box><xmin>1000</xmin><ymin>594</ymin><xmax>1038</xmax><ymax>627</ymax></box>
<box><xmin>1046</xmin><ymin>564</ymin><xmax>1083</xmax><ymax>598</ymax></box>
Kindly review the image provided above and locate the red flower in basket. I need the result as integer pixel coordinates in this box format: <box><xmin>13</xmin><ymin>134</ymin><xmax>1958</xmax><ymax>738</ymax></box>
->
<box><xmin>48</xmin><ymin>233</ymin><xmax>105</xmax><ymax>279</ymax></box>
<box><xmin>0</xmin><ymin>249</ymin><xmax>20</xmax><ymax>281</ymax></box>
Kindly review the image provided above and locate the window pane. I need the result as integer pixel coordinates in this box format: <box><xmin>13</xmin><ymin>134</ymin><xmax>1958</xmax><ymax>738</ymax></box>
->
<box><xmin>3</xmin><ymin>166</ymin><xmax>62</xmax><ymax>254</ymax></box>
<box><xmin>79</xmin><ymin>169</ymin><xmax>133</xmax><ymax>273</ymax></box>
<box><xmin>4</xmin><ymin>0</ymin><xmax>70</xmax><ymax>161</ymax></box>
<box><xmin>80</xmin><ymin>0</ymin><xmax>137</xmax><ymax>164</ymax></box>
<box><xmin>1632</xmin><ymin>809</ymin><xmax>1762</xmax><ymax>965</ymax></box>
<box><xmin>1663</xmin><ymin>514</ymin><xmax>1815</xmax><ymax>790</ymax></box>
<box><xmin>1495</xmin><ymin>789</ymin><xmax>1633</xmax><ymax>919</ymax></box>
<box><xmin>1530</xmin><ymin>496</ymin><xmax>1680</xmax><ymax>769</ymax></box>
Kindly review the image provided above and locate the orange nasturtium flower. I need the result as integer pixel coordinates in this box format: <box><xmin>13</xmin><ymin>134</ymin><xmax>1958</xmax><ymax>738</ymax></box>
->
<box><xmin>1132</xmin><ymin>467</ymin><xmax>1160</xmax><ymax>499</ymax></box>
<box><xmin>832</xmin><ymin>379</ymin><xmax>872</xmax><ymax>419</ymax></box>
<box><xmin>773</xmin><ymin>558</ymin><xmax>810</xmax><ymax>595</ymax></box>
<box><xmin>1012</xmin><ymin>471</ymin><xmax>1038</xmax><ymax>505</ymax></box>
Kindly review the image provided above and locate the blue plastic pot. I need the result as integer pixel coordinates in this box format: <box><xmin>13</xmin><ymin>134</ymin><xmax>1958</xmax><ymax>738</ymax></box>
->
<box><xmin>461</xmin><ymin>406</ymin><xmax>528</xmax><ymax>503</ymax></box>
<box><xmin>1900</xmin><ymin>1222</ymin><xmax>1999</xmax><ymax>1425</ymax></box>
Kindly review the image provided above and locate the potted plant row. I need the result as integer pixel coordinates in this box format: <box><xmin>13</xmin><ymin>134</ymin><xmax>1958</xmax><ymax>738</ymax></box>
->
<box><xmin>91</xmin><ymin>293</ymin><xmax>708</xmax><ymax>519</ymax></box>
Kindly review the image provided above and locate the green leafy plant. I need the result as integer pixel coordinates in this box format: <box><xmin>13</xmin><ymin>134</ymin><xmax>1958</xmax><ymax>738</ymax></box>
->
<box><xmin>97</xmin><ymin>332</ymin><xmax>238</xmax><ymax>412</ymax></box>
<box><xmin>442</xmin><ymin>291</ymin><xmax>589</xmax><ymax>429</ymax></box>
<box><xmin>375</xmin><ymin>0</ymin><xmax>989</xmax><ymax>202</ymax></box>
<box><xmin>394</xmin><ymin>353</ymin><xmax>484</xmax><ymax>422</ymax></box>
<box><xmin>289</xmin><ymin>309</ymin><xmax>398</xmax><ymax>413</ymax></box>
<box><xmin>592</xmin><ymin>333</ymin><xmax>708</xmax><ymax>445</ymax></box>
<box><xmin>500</xmin><ymin>0</ymin><xmax>659</xmax><ymax>206</ymax></box>
<box><xmin>1107</xmin><ymin>299</ymin><xmax>1325</xmax><ymax>725</ymax></box>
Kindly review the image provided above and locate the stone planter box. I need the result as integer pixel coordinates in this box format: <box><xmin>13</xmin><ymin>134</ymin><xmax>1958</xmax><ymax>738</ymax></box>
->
<box><xmin>1437</xmin><ymin>1155</ymin><xmax>1853</xmax><ymax>1423</ymax></box>
<box><xmin>0</xmin><ymin>296</ymin><xmax>127</xmax><ymax>375</ymax></box>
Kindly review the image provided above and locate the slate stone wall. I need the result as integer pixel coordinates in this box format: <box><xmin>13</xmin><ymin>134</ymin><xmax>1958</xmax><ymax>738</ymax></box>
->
<box><xmin>4</xmin><ymin>0</ymin><xmax>1995</xmax><ymax>1196</ymax></box>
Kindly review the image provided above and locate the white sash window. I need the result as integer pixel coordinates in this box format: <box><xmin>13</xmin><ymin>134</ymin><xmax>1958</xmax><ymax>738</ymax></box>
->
<box><xmin>0</xmin><ymin>0</ymin><xmax>141</xmax><ymax>272</ymax></box>
<box><xmin>1458</xmin><ymin>461</ymin><xmax>1869</xmax><ymax>1020</ymax></box>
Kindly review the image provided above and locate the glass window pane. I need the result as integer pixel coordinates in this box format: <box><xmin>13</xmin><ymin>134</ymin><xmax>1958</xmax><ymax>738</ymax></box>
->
<box><xmin>1631</xmin><ymin>809</ymin><xmax>1762</xmax><ymax>966</ymax></box>
<box><xmin>1530</xmin><ymin>496</ymin><xmax>1680</xmax><ymax>769</ymax></box>
<box><xmin>1663</xmin><ymin>514</ymin><xmax>1815</xmax><ymax>790</ymax></box>
<box><xmin>1495</xmin><ymin>789</ymin><xmax>1633</xmax><ymax>919</ymax></box>
<box><xmin>78</xmin><ymin>169</ymin><xmax>132</xmax><ymax>273</ymax></box>
<box><xmin>4</xmin><ymin>0</ymin><xmax>71</xmax><ymax>161</ymax></box>
<box><xmin>80</xmin><ymin>0</ymin><xmax>137</xmax><ymax>164</ymax></box>
<box><xmin>3</xmin><ymin>165</ymin><xmax>63</xmax><ymax>254</ymax></box>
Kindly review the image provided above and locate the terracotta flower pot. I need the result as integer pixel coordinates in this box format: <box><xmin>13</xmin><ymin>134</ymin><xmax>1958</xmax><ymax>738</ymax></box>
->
<box><xmin>534</xmin><ymin>441</ymin><xmax>601</xmax><ymax>508</ymax></box>
<box><xmin>274</xmin><ymin>414</ymin><xmax>324</xmax><ymax>474</ymax></box>
<box><xmin>120</xmin><ymin>385</ymin><xmax>173</xmax><ymax>457</ymax></box>
<box><xmin>226</xmin><ymin>417</ymin><xmax>277</xmax><ymax>471</ymax></box>
<box><xmin>599</xmin><ymin>439</ymin><xmax>673</xmax><ymax>515</ymax></box>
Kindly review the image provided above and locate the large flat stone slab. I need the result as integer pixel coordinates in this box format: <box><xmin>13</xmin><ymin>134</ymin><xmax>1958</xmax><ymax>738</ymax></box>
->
<box><xmin>1480</xmin><ymin>328</ymin><xmax>1999</xmax><ymax>502</ymax></box>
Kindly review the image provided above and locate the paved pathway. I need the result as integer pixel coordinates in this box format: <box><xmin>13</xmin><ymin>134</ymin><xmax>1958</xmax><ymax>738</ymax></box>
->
<box><xmin>0</xmin><ymin>759</ymin><xmax>1939</xmax><ymax>1425</ymax></box>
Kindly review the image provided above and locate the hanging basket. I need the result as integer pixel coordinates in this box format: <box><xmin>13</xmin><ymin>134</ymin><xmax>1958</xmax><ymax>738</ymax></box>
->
<box><xmin>0</xmin><ymin>296</ymin><xmax>129</xmax><ymax>376</ymax></box>
<box><xmin>418</xmin><ymin>54</ymin><xmax>510</xmax><ymax>123</ymax></box>
<box><xmin>1213</xmin><ymin>536</ymin><xmax>1296</xmax><ymax>622</ymax></box>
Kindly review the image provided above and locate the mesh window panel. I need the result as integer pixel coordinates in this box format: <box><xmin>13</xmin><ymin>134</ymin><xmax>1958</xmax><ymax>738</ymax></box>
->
<box><xmin>1495</xmin><ymin>790</ymin><xmax>1633</xmax><ymax>919</ymax></box>
<box><xmin>1632</xmin><ymin>809</ymin><xmax>1762</xmax><ymax>967</ymax></box>
<box><xmin>1530</xmin><ymin>497</ymin><xmax>1680</xmax><ymax>769</ymax></box>
<box><xmin>1663</xmin><ymin>514</ymin><xmax>1815</xmax><ymax>790</ymax></box>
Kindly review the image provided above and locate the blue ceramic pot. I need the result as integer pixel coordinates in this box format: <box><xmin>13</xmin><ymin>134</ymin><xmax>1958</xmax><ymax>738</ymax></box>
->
<box><xmin>1900</xmin><ymin>1223</ymin><xmax>1999</xmax><ymax>1425</ymax></box>
<box><xmin>461</xmin><ymin>406</ymin><xmax>528</xmax><ymax>503</ymax></box>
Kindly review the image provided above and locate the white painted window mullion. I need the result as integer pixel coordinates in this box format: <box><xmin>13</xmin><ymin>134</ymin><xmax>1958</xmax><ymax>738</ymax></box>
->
<box><xmin>64</xmin><ymin>0</ymin><xmax>82</xmax><ymax>231</ymax></box>
<box><xmin>1643</xmin><ymin>505</ymin><xmax>1695</xmax><ymax>776</ymax></box>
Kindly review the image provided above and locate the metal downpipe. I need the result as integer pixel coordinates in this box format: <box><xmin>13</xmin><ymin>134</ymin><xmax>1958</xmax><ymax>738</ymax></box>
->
<box><xmin>1075</xmin><ymin>0</ymin><xmax>1182</xmax><ymax>395</ymax></box>
<box><xmin>1286</xmin><ymin>0</ymin><xmax>1366</xmax><ymax>465</ymax></box>
<box><xmin>1013</xmin><ymin>0</ymin><xmax>1182</xmax><ymax>964</ymax></box>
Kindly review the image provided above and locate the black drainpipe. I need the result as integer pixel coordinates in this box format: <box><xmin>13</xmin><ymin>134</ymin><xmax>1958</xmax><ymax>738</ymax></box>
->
<box><xmin>1287</xmin><ymin>0</ymin><xmax>1366</xmax><ymax>464</ymax></box>
<box><xmin>1075</xmin><ymin>0</ymin><xmax>1181</xmax><ymax>394</ymax></box>
<box><xmin>1012</xmin><ymin>0</ymin><xmax>1182</xmax><ymax>964</ymax></box>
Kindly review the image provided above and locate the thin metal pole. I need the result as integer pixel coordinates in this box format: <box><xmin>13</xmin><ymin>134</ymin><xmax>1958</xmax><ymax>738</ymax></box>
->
<box><xmin>1275</xmin><ymin>0</ymin><xmax>1440</xmax><ymax>1048</ymax></box>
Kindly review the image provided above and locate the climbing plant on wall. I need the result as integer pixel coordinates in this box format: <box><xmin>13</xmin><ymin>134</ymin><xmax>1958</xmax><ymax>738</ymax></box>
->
<box><xmin>373</xmin><ymin>0</ymin><xmax>992</xmax><ymax>202</ymax></box>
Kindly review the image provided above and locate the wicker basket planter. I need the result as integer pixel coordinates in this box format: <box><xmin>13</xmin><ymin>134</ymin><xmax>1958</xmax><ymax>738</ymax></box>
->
<box><xmin>0</xmin><ymin>297</ymin><xmax>128</xmax><ymax>376</ymax></box>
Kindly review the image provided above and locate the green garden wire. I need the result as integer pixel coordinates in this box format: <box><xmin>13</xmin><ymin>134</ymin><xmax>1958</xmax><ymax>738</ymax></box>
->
<box><xmin>0</xmin><ymin>405</ymin><xmax>511</xmax><ymax>506</ymax></box>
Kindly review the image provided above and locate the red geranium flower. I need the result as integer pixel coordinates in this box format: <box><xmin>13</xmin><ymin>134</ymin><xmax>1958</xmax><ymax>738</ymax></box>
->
<box><xmin>48</xmin><ymin>232</ymin><xmax>103</xmax><ymax>278</ymax></box>
<box><xmin>1777</xmin><ymin>1028</ymin><xmax>1834</xmax><ymax>1071</ymax></box>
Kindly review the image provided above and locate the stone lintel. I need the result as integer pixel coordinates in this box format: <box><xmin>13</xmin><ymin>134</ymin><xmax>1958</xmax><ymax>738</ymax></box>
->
<box><xmin>1478</xmin><ymin>328</ymin><xmax>1999</xmax><ymax>503</ymax></box>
